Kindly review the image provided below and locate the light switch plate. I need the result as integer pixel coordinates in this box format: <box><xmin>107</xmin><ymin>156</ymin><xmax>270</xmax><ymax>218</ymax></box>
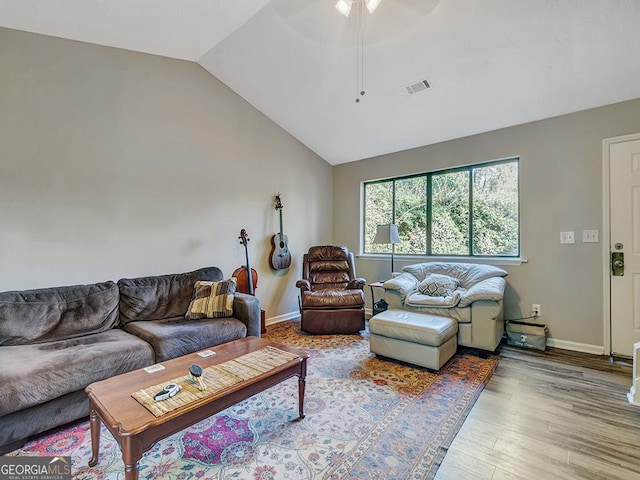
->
<box><xmin>560</xmin><ymin>231</ymin><xmax>575</xmax><ymax>244</ymax></box>
<box><xmin>583</xmin><ymin>229</ymin><xmax>599</xmax><ymax>243</ymax></box>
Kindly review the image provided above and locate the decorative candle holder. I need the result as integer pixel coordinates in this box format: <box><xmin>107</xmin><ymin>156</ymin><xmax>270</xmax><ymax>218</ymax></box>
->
<box><xmin>189</xmin><ymin>364</ymin><xmax>206</xmax><ymax>391</ymax></box>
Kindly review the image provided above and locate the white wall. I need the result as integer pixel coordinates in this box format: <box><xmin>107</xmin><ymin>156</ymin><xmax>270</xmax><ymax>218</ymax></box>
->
<box><xmin>0</xmin><ymin>27</ymin><xmax>333</xmax><ymax>322</ymax></box>
<box><xmin>333</xmin><ymin>98</ymin><xmax>640</xmax><ymax>352</ymax></box>
<box><xmin>5</xmin><ymin>27</ymin><xmax>640</xmax><ymax>349</ymax></box>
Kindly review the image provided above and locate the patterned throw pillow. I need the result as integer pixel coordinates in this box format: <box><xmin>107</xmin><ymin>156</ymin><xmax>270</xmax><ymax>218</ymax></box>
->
<box><xmin>186</xmin><ymin>278</ymin><xmax>237</xmax><ymax>319</ymax></box>
<box><xmin>417</xmin><ymin>274</ymin><xmax>460</xmax><ymax>297</ymax></box>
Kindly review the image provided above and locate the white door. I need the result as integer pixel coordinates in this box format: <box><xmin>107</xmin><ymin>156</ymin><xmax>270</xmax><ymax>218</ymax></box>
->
<box><xmin>610</xmin><ymin>137</ymin><xmax>640</xmax><ymax>357</ymax></box>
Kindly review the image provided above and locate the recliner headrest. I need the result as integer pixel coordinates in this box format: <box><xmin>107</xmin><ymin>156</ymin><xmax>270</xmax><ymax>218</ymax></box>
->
<box><xmin>307</xmin><ymin>245</ymin><xmax>349</xmax><ymax>262</ymax></box>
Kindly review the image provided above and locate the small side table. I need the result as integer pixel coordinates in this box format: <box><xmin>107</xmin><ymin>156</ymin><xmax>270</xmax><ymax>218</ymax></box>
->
<box><xmin>368</xmin><ymin>281</ymin><xmax>386</xmax><ymax>316</ymax></box>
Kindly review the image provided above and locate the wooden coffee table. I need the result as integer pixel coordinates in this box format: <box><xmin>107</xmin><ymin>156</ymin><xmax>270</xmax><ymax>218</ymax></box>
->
<box><xmin>85</xmin><ymin>336</ymin><xmax>308</xmax><ymax>480</ymax></box>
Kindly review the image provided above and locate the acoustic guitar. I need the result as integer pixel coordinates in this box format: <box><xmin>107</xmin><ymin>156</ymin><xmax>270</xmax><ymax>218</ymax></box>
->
<box><xmin>269</xmin><ymin>194</ymin><xmax>292</xmax><ymax>270</ymax></box>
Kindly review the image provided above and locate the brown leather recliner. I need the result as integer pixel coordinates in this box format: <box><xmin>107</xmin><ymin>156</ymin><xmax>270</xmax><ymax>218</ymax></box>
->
<box><xmin>296</xmin><ymin>245</ymin><xmax>366</xmax><ymax>334</ymax></box>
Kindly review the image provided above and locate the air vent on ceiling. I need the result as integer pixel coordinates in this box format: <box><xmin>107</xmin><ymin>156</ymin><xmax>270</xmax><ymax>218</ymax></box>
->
<box><xmin>405</xmin><ymin>79</ymin><xmax>431</xmax><ymax>95</ymax></box>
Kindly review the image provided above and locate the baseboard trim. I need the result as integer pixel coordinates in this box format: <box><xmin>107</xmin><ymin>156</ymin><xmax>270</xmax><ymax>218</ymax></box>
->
<box><xmin>265</xmin><ymin>311</ymin><xmax>300</xmax><ymax>327</ymax></box>
<box><xmin>264</xmin><ymin>313</ymin><xmax>607</xmax><ymax>355</ymax></box>
<box><xmin>546</xmin><ymin>338</ymin><xmax>605</xmax><ymax>355</ymax></box>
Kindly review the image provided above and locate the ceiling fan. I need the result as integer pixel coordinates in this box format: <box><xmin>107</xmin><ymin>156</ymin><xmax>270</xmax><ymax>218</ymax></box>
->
<box><xmin>335</xmin><ymin>0</ymin><xmax>382</xmax><ymax>17</ymax></box>
<box><xmin>334</xmin><ymin>0</ymin><xmax>383</xmax><ymax>102</ymax></box>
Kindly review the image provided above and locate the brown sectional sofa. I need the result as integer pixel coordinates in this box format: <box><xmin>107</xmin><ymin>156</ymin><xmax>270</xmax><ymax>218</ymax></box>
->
<box><xmin>0</xmin><ymin>266</ymin><xmax>260</xmax><ymax>454</ymax></box>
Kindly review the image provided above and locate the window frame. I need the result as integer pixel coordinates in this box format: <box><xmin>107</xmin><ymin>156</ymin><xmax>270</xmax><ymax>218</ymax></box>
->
<box><xmin>362</xmin><ymin>157</ymin><xmax>520</xmax><ymax>259</ymax></box>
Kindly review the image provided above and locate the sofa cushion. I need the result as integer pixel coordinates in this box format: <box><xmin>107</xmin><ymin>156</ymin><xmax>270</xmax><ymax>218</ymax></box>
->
<box><xmin>306</xmin><ymin>245</ymin><xmax>349</xmax><ymax>262</ymax></box>
<box><xmin>398</xmin><ymin>304</ymin><xmax>472</xmax><ymax>324</ymax></box>
<box><xmin>310</xmin><ymin>271</ymin><xmax>351</xmax><ymax>287</ymax></box>
<box><xmin>186</xmin><ymin>278</ymin><xmax>236</xmax><ymax>320</ymax></box>
<box><xmin>369</xmin><ymin>310</ymin><xmax>458</xmax><ymax>347</ymax></box>
<box><xmin>301</xmin><ymin>289</ymin><xmax>364</xmax><ymax>309</ymax></box>
<box><xmin>0</xmin><ymin>329</ymin><xmax>154</xmax><ymax>416</ymax></box>
<box><xmin>417</xmin><ymin>274</ymin><xmax>461</xmax><ymax>297</ymax></box>
<box><xmin>403</xmin><ymin>262</ymin><xmax>507</xmax><ymax>289</ymax></box>
<box><xmin>309</xmin><ymin>260</ymin><xmax>349</xmax><ymax>272</ymax></box>
<box><xmin>305</xmin><ymin>246</ymin><xmax>352</xmax><ymax>290</ymax></box>
<box><xmin>0</xmin><ymin>281</ymin><xmax>119</xmax><ymax>346</ymax></box>
<box><xmin>124</xmin><ymin>316</ymin><xmax>247</xmax><ymax>362</ymax></box>
<box><xmin>406</xmin><ymin>290</ymin><xmax>462</xmax><ymax>308</ymax></box>
<box><xmin>118</xmin><ymin>267</ymin><xmax>223</xmax><ymax>324</ymax></box>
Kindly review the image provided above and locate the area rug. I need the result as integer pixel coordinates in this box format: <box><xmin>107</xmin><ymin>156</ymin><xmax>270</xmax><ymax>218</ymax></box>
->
<box><xmin>8</xmin><ymin>320</ymin><xmax>498</xmax><ymax>479</ymax></box>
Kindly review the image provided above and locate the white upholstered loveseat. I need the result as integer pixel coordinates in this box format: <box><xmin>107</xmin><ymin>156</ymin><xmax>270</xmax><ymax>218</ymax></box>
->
<box><xmin>382</xmin><ymin>262</ymin><xmax>508</xmax><ymax>352</ymax></box>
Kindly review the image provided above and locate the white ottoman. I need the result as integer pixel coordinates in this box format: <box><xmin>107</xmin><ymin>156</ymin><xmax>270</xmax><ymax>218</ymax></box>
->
<box><xmin>369</xmin><ymin>309</ymin><xmax>458</xmax><ymax>371</ymax></box>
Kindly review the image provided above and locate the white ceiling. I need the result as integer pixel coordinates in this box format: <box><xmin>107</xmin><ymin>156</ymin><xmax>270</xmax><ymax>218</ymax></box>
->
<box><xmin>2</xmin><ymin>0</ymin><xmax>640</xmax><ymax>165</ymax></box>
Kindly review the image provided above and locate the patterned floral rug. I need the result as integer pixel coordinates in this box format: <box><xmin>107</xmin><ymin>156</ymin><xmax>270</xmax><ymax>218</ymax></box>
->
<box><xmin>9</xmin><ymin>320</ymin><xmax>498</xmax><ymax>479</ymax></box>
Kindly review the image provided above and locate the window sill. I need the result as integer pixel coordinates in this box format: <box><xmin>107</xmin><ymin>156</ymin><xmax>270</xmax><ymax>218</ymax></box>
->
<box><xmin>357</xmin><ymin>254</ymin><xmax>527</xmax><ymax>267</ymax></box>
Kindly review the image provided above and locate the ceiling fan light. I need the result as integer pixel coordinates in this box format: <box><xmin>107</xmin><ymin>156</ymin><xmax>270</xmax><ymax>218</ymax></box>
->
<box><xmin>366</xmin><ymin>0</ymin><xmax>381</xmax><ymax>14</ymax></box>
<box><xmin>335</xmin><ymin>0</ymin><xmax>353</xmax><ymax>17</ymax></box>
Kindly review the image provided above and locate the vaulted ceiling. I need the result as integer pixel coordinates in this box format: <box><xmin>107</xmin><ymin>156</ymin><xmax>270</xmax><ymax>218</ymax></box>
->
<box><xmin>2</xmin><ymin>0</ymin><xmax>640</xmax><ymax>165</ymax></box>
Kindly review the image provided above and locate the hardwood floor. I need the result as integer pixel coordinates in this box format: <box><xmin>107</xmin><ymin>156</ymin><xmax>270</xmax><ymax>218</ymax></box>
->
<box><xmin>434</xmin><ymin>345</ymin><xmax>640</xmax><ymax>480</ymax></box>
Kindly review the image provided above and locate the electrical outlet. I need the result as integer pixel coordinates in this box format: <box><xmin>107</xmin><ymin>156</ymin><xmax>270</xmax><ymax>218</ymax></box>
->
<box><xmin>532</xmin><ymin>304</ymin><xmax>541</xmax><ymax>317</ymax></box>
<box><xmin>583</xmin><ymin>229</ymin><xmax>599</xmax><ymax>243</ymax></box>
<box><xmin>560</xmin><ymin>231</ymin><xmax>575</xmax><ymax>244</ymax></box>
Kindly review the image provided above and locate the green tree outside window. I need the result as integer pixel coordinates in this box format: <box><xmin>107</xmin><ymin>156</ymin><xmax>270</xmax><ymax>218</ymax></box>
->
<box><xmin>363</xmin><ymin>159</ymin><xmax>519</xmax><ymax>257</ymax></box>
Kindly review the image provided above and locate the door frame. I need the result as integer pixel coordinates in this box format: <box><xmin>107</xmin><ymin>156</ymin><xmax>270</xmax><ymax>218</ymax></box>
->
<box><xmin>602</xmin><ymin>133</ymin><xmax>640</xmax><ymax>356</ymax></box>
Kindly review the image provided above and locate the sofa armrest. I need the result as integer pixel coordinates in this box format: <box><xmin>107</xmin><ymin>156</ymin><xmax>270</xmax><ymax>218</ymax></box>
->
<box><xmin>296</xmin><ymin>280</ymin><xmax>311</xmax><ymax>292</ymax></box>
<box><xmin>382</xmin><ymin>273</ymin><xmax>418</xmax><ymax>301</ymax></box>
<box><xmin>469</xmin><ymin>300</ymin><xmax>504</xmax><ymax>351</ymax></box>
<box><xmin>348</xmin><ymin>277</ymin><xmax>366</xmax><ymax>290</ymax></box>
<box><xmin>233</xmin><ymin>293</ymin><xmax>261</xmax><ymax>337</ymax></box>
<box><xmin>383</xmin><ymin>289</ymin><xmax>404</xmax><ymax>310</ymax></box>
<box><xmin>459</xmin><ymin>277</ymin><xmax>506</xmax><ymax>308</ymax></box>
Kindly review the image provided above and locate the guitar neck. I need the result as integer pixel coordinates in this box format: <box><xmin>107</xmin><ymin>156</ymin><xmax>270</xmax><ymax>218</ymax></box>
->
<box><xmin>279</xmin><ymin>209</ymin><xmax>284</xmax><ymax>236</ymax></box>
<box><xmin>239</xmin><ymin>229</ymin><xmax>254</xmax><ymax>295</ymax></box>
<box><xmin>246</xmin><ymin>251</ymin><xmax>254</xmax><ymax>295</ymax></box>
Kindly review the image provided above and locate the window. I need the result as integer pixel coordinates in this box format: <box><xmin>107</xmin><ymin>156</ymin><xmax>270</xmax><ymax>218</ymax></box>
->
<box><xmin>363</xmin><ymin>158</ymin><xmax>519</xmax><ymax>257</ymax></box>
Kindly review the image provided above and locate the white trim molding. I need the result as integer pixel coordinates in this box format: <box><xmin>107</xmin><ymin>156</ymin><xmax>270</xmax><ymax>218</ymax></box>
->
<box><xmin>267</xmin><ymin>311</ymin><xmax>607</xmax><ymax>356</ymax></box>
<box><xmin>546</xmin><ymin>338</ymin><xmax>605</xmax><ymax>356</ymax></box>
<box><xmin>602</xmin><ymin>133</ymin><xmax>640</xmax><ymax>357</ymax></box>
<box><xmin>265</xmin><ymin>311</ymin><xmax>300</xmax><ymax>327</ymax></box>
<box><xmin>628</xmin><ymin>341</ymin><xmax>640</xmax><ymax>406</ymax></box>
<box><xmin>358</xmin><ymin>254</ymin><xmax>527</xmax><ymax>267</ymax></box>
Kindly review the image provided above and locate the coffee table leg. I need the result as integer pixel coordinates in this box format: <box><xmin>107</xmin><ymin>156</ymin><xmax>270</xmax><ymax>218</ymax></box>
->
<box><xmin>122</xmin><ymin>438</ymin><xmax>142</xmax><ymax>480</ymax></box>
<box><xmin>124</xmin><ymin>461</ymin><xmax>140</xmax><ymax>480</ymax></box>
<box><xmin>298</xmin><ymin>376</ymin><xmax>306</xmax><ymax>419</ymax></box>
<box><xmin>88</xmin><ymin>408</ymin><xmax>101</xmax><ymax>467</ymax></box>
<box><xmin>298</xmin><ymin>358</ymin><xmax>307</xmax><ymax>419</ymax></box>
